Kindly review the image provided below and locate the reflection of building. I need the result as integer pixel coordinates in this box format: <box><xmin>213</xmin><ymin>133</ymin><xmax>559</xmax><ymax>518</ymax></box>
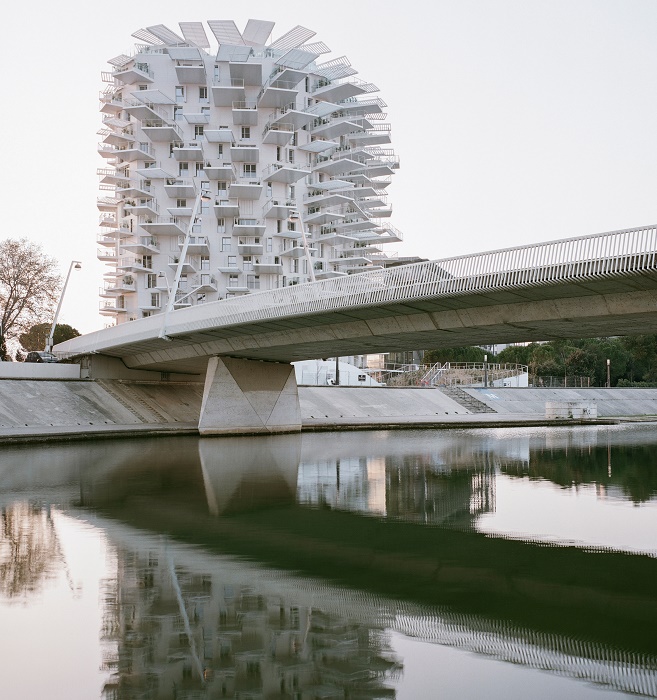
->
<box><xmin>297</xmin><ymin>452</ymin><xmax>496</xmax><ymax>526</ymax></box>
<box><xmin>101</xmin><ymin>537</ymin><xmax>401</xmax><ymax>699</ymax></box>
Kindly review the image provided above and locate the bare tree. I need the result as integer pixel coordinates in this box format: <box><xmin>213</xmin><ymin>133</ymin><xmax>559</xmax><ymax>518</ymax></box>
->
<box><xmin>0</xmin><ymin>238</ymin><xmax>61</xmax><ymax>360</ymax></box>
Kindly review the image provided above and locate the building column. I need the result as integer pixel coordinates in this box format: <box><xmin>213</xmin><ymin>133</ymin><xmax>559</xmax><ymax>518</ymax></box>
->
<box><xmin>198</xmin><ymin>356</ymin><xmax>301</xmax><ymax>435</ymax></box>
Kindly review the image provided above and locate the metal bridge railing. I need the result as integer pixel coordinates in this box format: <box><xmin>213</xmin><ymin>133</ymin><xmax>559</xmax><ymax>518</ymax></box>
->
<box><xmin>174</xmin><ymin>224</ymin><xmax>657</xmax><ymax>334</ymax></box>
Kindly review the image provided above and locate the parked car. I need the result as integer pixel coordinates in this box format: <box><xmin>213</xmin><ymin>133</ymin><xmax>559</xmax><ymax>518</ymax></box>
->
<box><xmin>25</xmin><ymin>351</ymin><xmax>59</xmax><ymax>363</ymax></box>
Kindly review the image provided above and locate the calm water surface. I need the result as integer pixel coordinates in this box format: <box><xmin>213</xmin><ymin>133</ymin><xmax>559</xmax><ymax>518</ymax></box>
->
<box><xmin>1</xmin><ymin>424</ymin><xmax>657</xmax><ymax>699</ymax></box>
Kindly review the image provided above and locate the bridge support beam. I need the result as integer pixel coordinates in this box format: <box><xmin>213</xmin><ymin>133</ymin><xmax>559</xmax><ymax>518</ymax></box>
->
<box><xmin>198</xmin><ymin>357</ymin><xmax>301</xmax><ymax>436</ymax></box>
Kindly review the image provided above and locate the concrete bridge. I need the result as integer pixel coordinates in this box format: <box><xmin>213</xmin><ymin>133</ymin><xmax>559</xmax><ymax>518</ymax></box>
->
<box><xmin>58</xmin><ymin>224</ymin><xmax>657</xmax><ymax>434</ymax></box>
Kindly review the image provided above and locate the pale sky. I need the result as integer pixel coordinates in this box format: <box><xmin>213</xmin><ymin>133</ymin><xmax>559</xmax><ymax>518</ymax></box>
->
<box><xmin>1</xmin><ymin>0</ymin><xmax>656</xmax><ymax>334</ymax></box>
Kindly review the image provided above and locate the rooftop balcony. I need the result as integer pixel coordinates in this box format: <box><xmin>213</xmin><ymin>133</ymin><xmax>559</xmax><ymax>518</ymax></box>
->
<box><xmin>177</xmin><ymin>235</ymin><xmax>209</xmax><ymax>254</ymax></box>
<box><xmin>263</xmin><ymin>198</ymin><xmax>296</xmax><ymax>219</ymax></box>
<box><xmin>261</xmin><ymin>163</ymin><xmax>311</xmax><ymax>184</ymax></box>
<box><xmin>141</xmin><ymin>119</ymin><xmax>183</xmax><ymax>142</ymax></box>
<box><xmin>139</xmin><ymin>216</ymin><xmax>187</xmax><ymax>236</ymax></box>
<box><xmin>202</xmin><ymin>161</ymin><xmax>236</xmax><ymax>180</ymax></box>
<box><xmin>174</xmin><ymin>62</ymin><xmax>206</xmax><ymax>84</ymax></box>
<box><xmin>122</xmin><ymin>236</ymin><xmax>160</xmax><ymax>255</ymax></box>
<box><xmin>257</xmin><ymin>79</ymin><xmax>299</xmax><ymax>109</ymax></box>
<box><xmin>168</xmin><ymin>255</ymin><xmax>197</xmax><ymax>274</ymax></box>
<box><xmin>262</xmin><ymin>122</ymin><xmax>295</xmax><ymax>146</ymax></box>
<box><xmin>214</xmin><ymin>200</ymin><xmax>240</xmax><ymax>218</ymax></box>
<box><xmin>229</xmin><ymin>144</ymin><xmax>259</xmax><ymax>163</ymax></box>
<box><xmin>229</xmin><ymin>180</ymin><xmax>262</xmax><ymax>200</ymax></box>
<box><xmin>211</xmin><ymin>78</ymin><xmax>245</xmax><ymax>107</ymax></box>
<box><xmin>164</xmin><ymin>178</ymin><xmax>196</xmax><ymax>198</ymax></box>
<box><xmin>112</xmin><ymin>62</ymin><xmax>154</xmax><ymax>85</ymax></box>
<box><xmin>232</xmin><ymin>101</ymin><xmax>258</xmax><ymax>126</ymax></box>
<box><xmin>253</xmin><ymin>256</ymin><xmax>284</xmax><ymax>275</ymax></box>
<box><xmin>172</xmin><ymin>141</ymin><xmax>204</xmax><ymax>161</ymax></box>
<box><xmin>233</xmin><ymin>219</ymin><xmax>266</xmax><ymax>236</ymax></box>
<box><xmin>124</xmin><ymin>199</ymin><xmax>159</xmax><ymax>217</ymax></box>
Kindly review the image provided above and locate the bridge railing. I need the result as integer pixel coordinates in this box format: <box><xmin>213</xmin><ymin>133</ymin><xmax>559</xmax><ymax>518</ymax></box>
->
<box><xmin>176</xmin><ymin>224</ymin><xmax>657</xmax><ymax>332</ymax></box>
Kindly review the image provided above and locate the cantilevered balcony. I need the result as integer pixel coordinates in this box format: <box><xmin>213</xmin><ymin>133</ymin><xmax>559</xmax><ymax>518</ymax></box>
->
<box><xmin>118</xmin><ymin>255</ymin><xmax>154</xmax><ymax>273</ymax></box>
<box><xmin>269</xmin><ymin>108</ymin><xmax>316</xmax><ymax>130</ymax></box>
<box><xmin>99</xmin><ymin>90</ymin><xmax>123</xmax><ymax>114</ymax></box>
<box><xmin>97</xmin><ymin>167</ymin><xmax>129</xmax><ymax>186</ymax></box>
<box><xmin>304</xmin><ymin>209</ymin><xmax>346</xmax><ymax>226</ymax></box>
<box><xmin>194</xmin><ymin>273</ymin><xmax>218</xmax><ymax>293</ymax></box>
<box><xmin>167</xmin><ymin>205</ymin><xmax>193</xmax><ymax>217</ymax></box>
<box><xmin>237</xmin><ymin>239</ymin><xmax>264</xmax><ymax>255</ymax></box>
<box><xmin>347</xmin><ymin>124</ymin><xmax>392</xmax><ymax>146</ymax></box>
<box><xmin>97</xmin><ymin>248</ymin><xmax>118</xmax><ymax>262</ymax></box>
<box><xmin>168</xmin><ymin>255</ymin><xmax>197</xmax><ymax>274</ymax></box>
<box><xmin>99</xmin><ymin>279</ymin><xmax>136</xmax><ymax>298</ymax></box>
<box><xmin>303</xmin><ymin>191</ymin><xmax>353</xmax><ymax>208</ymax></box>
<box><xmin>97</xmin><ymin>233</ymin><xmax>118</xmax><ymax>248</ymax></box>
<box><xmin>262</xmin><ymin>122</ymin><xmax>295</xmax><ymax>146</ymax></box>
<box><xmin>99</xmin><ymin>213</ymin><xmax>118</xmax><ymax>228</ymax></box>
<box><xmin>310</xmin><ymin>117</ymin><xmax>366</xmax><ymax>140</ymax></box>
<box><xmin>310</xmin><ymin>231</ymin><xmax>357</xmax><ymax>246</ymax></box>
<box><xmin>263</xmin><ymin>199</ymin><xmax>296</xmax><ymax>219</ymax></box>
<box><xmin>141</xmin><ymin>119</ymin><xmax>183</xmax><ymax>142</ymax></box>
<box><xmin>124</xmin><ymin>199</ymin><xmax>159</xmax><ymax>217</ymax></box>
<box><xmin>229</xmin><ymin>144</ymin><xmax>259</xmax><ymax>163</ymax></box>
<box><xmin>261</xmin><ymin>163</ymin><xmax>310</xmax><ymax>184</ymax></box>
<box><xmin>337</xmin><ymin>97</ymin><xmax>387</xmax><ymax>118</ymax></box>
<box><xmin>232</xmin><ymin>101</ymin><xmax>258</xmax><ymax>125</ymax></box>
<box><xmin>123</xmin><ymin>99</ymin><xmax>167</xmax><ymax>122</ymax></box>
<box><xmin>211</xmin><ymin>78</ymin><xmax>245</xmax><ymax>107</ymax></box>
<box><xmin>233</xmin><ymin>219</ymin><xmax>266</xmax><ymax>236</ymax></box>
<box><xmin>229</xmin><ymin>180</ymin><xmax>262</xmax><ymax>200</ymax></box>
<box><xmin>202</xmin><ymin>161</ymin><xmax>236</xmax><ymax>180</ymax></box>
<box><xmin>100</xmin><ymin>128</ymin><xmax>135</xmax><ymax>147</ymax></box>
<box><xmin>257</xmin><ymin>79</ymin><xmax>298</xmax><ymax>109</ymax></box>
<box><xmin>112</xmin><ymin>62</ymin><xmax>154</xmax><ymax>85</ymax></box>
<box><xmin>280</xmin><ymin>245</ymin><xmax>317</xmax><ymax>258</ymax></box>
<box><xmin>174</xmin><ymin>62</ymin><xmax>206</xmax><ymax>84</ymax></box>
<box><xmin>99</xmin><ymin>299</ymin><xmax>127</xmax><ymax>316</ymax></box>
<box><xmin>313</xmin><ymin>156</ymin><xmax>363</xmax><ymax>177</ymax></box>
<box><xmin>178</xmin><ymin>235</ymin><xmax>209</xmax><ymax>254</ymax></box>
<box><xmin>134</xmin><ymin>162</ymin><xmax>176</xmax><ymax>179</ymax></box>
<box><xmin>253</xmin><ymin>256</ymin><xmax>283</xmax><ymax>275</ymax></box>
<box><xmin>229</xmin><ymin>60</ymin><xmax>263</xmax><ymax>86</ymax></box>
<box><xmin>205</xmin><ymin>127</ymin><xmax>234</xmax><ymax>143</ymax></box>
<box><xmin>172</xmin><ymin>141</ymin><xmax>204</xmax><ymax>161</ymax></box>
<box><xmin>164</xmin><ymin>178</ymin><xmax>196</xmax><ymax>199</ymax></box>
<box><xmin>98</xmin><ymin>142</ymin><xmax>155</xmax><ymax>163</ymax></box>
<box><xmin>139</xmin><ymin>216</ymin><xmax>187</xmax><ymax>236</ymax></box>
<box><xmin>121</xmin><ymin>236</ymin><xmax>160</xmax><ymax>256</ymax></box>
<box><xmin>116</xmin><ymin>181</ymin><xmax>152</xmax><ymax>199</ymax></box>
<box><xmin>335</xmin><ymin>218</ymin><xmax>377</xmax><ymax>233</ymax></box>
<box><xmin>214</xmin><ymin>200</ymin><xmax>240</xmax><ymax>218</ymax></box>
<box><xmin>96</xmin><ymin>197</ymin><xmax>120</xmax><ymax>212</ymax></box>
<box><xmin>310</xmin><ymin>77</ymin><xmax>373</xmax><ymax>102</ymax></box>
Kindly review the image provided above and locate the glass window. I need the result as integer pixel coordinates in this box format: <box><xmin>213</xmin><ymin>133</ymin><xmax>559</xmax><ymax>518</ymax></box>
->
<box><xmin>221</xmin><ymin>237</ymin><xmax>231</xmax><ymax>251</ymax></box>
<box><xmin>175</xmin><ymin>86</ymin><xmax>185</xmax><ymax>103</ymax></box>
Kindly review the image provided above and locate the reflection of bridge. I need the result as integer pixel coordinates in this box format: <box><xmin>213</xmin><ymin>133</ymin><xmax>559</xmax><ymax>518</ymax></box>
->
<box><xmin>58</xmin><ymin>225</ymin><xmax>657</xmax><ymax>434</ymax></box>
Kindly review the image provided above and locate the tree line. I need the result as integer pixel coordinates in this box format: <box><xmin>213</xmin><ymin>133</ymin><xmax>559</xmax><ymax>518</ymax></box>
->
<box><xmin>423</xmin><ymin>336</ymin><xmax>657</xmax><ymax>387</ymax></box>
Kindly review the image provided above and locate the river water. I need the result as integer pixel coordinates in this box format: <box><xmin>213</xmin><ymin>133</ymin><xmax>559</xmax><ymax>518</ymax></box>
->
<box><xmin>1</xmin><ymin>424</ymin><xmax>657</xmax><ymax>699</ymax></box>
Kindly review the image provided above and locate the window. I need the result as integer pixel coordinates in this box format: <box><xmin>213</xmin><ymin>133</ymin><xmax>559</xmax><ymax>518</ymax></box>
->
<box><xmin>142</xmin><ymin>311</ymin><xmax>152</xmax><ymax>318</ymax></box>
<box><xmin>201</xmin><ymin>106</ymin><xmax>210</xmax><ymax>117</ymax></box>
<box><xmin>228</xmin><ymin>255</ymin><xmax>237</xmax><ymax>267</ymax></box>
<box><xmin>175</xmin><ymin>85</ymin><xmax>185</xmax><ymax>103</ymax></box>
<box><xmin>200</xmin><ymin>199</ymin><xmax>209</xmax><ymax>214</ymax></box>
<box><xmin>146</xmin><ymin>273</ymin><xmax>157</xmax><ymax>288</ymax></box>
<box><xmin>217</xmin><ymin>219</ymin><xmax>226</xmax><ymax>234</ymax></box>
<box><xmin>217</xmin><ymin>144</ymin><xmax>223</xmax><ymax>157</ymax></box>
<box><xmin>179</xmin><ymin>162</ymin><xmax>189</xmax><ymax>175</ymax></box>
<box><xmin>195</xmin><ymin>162</ymin><xmax>204</xmax><ymax>176</ymax></box>
<box><xmin>138</xmin><ymin>84</ymin><xmax>148</xmax><ymax>91</ymax></box>
<box><xmin>194</xmin><ymin>125</ymin><xmax>204</xmax><ymax>138</ymax></box>
<box><xmin>150</xmin><ymin>293</ymin><xmax>160</xmax><ymax>307</ymax></box>
<box><xmin>241</xmin><ymin>126</ymin><xmax>251</xmax><ymax>140</ymax></box>
<box><xmin>276</xmin><ymin>147</ymin><xmax>281</xmax><ymax>162</ymax></box>
<box><xmin>200</xmin><ymin>255</ymin><xmax>210</xmax><ymax>270</ymax></box>
<box><xmin>174</xmin><ymin>106</ymin><xmax>182</xmax><ymax>121</ymax></box>
<box><xmin>243</xmin><ymin>163</ymin><xmax>256</xmax><ymax>176</ymax></box>
<box><xmin>199</xmin><ymin>86</ymin><xmax>208</xmax><ymax>102</ymax></box>
<box><xmin>217</xmin><ymin>181</ymin><xmax>227</xmax><ymax>195</ymax></box>
<box><xmin>176</xmin><ymin>199</ymin><xmax>187</xmax><ymax>208</ymax></box>
<box><xmin>179</xmin><ymin>274</ymin><xmax>188</xmax><ymax>289</ymax></box>
<box><xmin>247</xmin><ymin>274</ymin><xmax>260</xmax><ymax>290</ymax></box>
<box><xmin>242</xmin><ymin>256</ymin><xmax>253</xmax><ymax>272</ymax></box>
<box><xmin>266</xmin><ymin>238</ymin><xmax>273</xmax><ymax>252</ymax></box>
<box><xmin>142</xmin><ymin>255</ymin><xmax>152</xmax><ymax>269</ymax></box>
<box><xmin>228</xmin><ymin>274</ymin><xmax>239</xmax><ymax>287</ymax></box>
<box><xmin>287</xmin><ymin>149</ymin><xmax>294</xmax><ymax>164</ymax></box>
<box><xmin>221</xmin><ymin>237</ymin><xmax>231</xmax><ymax>251</ymax></box>
<box><xmin>266</xmin><ymin>183</ymin><xmax>272</xmax><ymax>198</ymax></box>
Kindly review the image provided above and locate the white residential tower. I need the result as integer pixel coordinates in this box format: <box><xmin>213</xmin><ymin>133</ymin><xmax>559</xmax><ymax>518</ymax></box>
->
<box><xmin>97</xmin><ymin>20</ymin><xmax>403</xmax><ymax>322</ymax></box>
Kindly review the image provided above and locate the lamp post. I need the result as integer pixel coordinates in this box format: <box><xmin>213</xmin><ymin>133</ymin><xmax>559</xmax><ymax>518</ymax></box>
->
<box><xmin>483</xmin><ymin>354</ymin><xmax>488</xmax><ymax>388</ymax></box>
<box><xmin>288</xmin><ymin>210</ymin><xmax>316</xmax><ymax>283</ymax></box>
<box><xmin>159</xmin><ymin>186</ymin><xmax>211</xmax><ymax>340</ymax></box>
<box><xmin>46</xmin><ymin>261</ymin><xmax>81</xmax><ymax>352</ymax></box>
<box><xmin>607</xmin><ymin>358</ymin><xmax>611</xmax><ymax>388</ymax></box>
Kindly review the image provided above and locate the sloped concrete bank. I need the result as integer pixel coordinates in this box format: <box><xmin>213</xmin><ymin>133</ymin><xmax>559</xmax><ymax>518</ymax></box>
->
<box><xmin>1</xmin><ymin>380</ymin><xmax>653</xmax><ymax>444</ymax></box>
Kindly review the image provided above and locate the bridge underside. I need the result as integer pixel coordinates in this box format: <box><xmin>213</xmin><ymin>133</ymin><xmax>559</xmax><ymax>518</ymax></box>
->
<box><xmin>107</xmin><ymin>280</ymin><xmax>657</xmax><ymax>375</ymax></box>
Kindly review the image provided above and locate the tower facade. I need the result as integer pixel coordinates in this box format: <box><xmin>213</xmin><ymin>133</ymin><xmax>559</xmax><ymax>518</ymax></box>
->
<box><xmin>97</xmin><ymin>20</ymin><xmax>402</xmax><ymax>323</ymax></box>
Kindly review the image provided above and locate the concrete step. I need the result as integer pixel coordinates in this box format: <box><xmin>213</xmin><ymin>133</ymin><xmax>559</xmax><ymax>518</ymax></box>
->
<box><xmin>439</xmin><ymin>387</ymin><xmax>497</xmax><ymax>413</ymax></box>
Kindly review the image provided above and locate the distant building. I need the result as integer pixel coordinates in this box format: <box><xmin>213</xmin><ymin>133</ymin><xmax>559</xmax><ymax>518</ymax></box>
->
<box><xmin>97</xmin><ymin>19</ymin><xmax>405</xmax><ymax>323</ymax></box>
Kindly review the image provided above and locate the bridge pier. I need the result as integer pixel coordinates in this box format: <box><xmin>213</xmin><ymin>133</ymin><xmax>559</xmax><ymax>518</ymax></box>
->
<box><xmin>198</xmin><ymin>357</ymin><xmax>301</xmax><ymax>436</ymax></box>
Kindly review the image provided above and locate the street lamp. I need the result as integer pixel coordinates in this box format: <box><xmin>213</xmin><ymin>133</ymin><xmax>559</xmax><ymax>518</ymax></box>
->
<box><xmin>607</xmin><ymin>358</ymin><xmax>611</xmax><ymax>388</ymax></box>
<box><xmin>46</xmin><ymin>261</ymin><xmax>81</xmax><ymax>352</ymax></box>
<box><xmin>483</xmin><ymin>354</ymin><xmax>488</xmax><ymax>388</ymax></box>
<box><xmin>288</xmin><ymin>210</ymin><xmax>316</xmax><ymax>283</ymax></box>
<box><xmin>159</xmin><ymin>186</ymin><xmax>211</xmax><ymax>340</ymax></box>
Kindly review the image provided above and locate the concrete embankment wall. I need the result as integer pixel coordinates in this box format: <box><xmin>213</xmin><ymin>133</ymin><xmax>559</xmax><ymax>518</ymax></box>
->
<box><xmin>462</xmin><ymin>387</ymin><xmax>657</xmax><ymax>417</ymax></box>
